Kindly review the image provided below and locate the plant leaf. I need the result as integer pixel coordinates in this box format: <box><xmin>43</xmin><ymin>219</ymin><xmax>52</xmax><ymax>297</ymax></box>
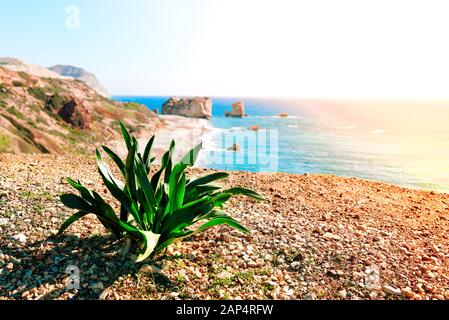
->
<box><xmin>58</xmin><ymin>211</ymin><xmax>89</xmax><ymax>234</ymax></box>
<box><xmin>223</xmin><ymin>187</ymin><xmax>265</xmax><ymax>201</ymax></box>
<box><xmin>102</xmin><ymin>145</ymin><xmax>126</xmax><ymax>177</ymax></box>
<box><xmin>179</xmin><ymin>143</ymin><xmax>202</xmax><ymax>166</ymax></box>
<box><xmin>119</xmin><ymin>120</ymin><xmax>132</xmax><ymax>150</ymax></box>
<box><xmin>135</xmin><ymin>231</ymin><xmax>161</xmax><ymax>263</ymax></box>
<box><xmin>60</xmin><ymin>194</ymin><xmax>92</xmax><ymax>212</ymax></box>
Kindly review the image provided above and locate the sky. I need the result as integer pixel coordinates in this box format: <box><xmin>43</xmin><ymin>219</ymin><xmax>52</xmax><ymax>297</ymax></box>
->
<box><xmin>1</xmin><ymin>0</ymin><xmax>449</xmax><ymax>98</ymax></box>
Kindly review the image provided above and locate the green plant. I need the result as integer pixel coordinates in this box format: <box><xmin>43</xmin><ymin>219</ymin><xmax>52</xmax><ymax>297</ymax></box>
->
<box><xmin>0</xmin><ymin>134</ymin><xmax>11</xmax><ymax>153</ymax></box>
<box><xmin>28</xmin><ymin>87</ymin><xmax>47</xmax><ymax>101</ymax></box>
<box><xmin>59</xmin><ymin>121</ymin><xmax>263</xmax><ymax>262</ymax></box>
<box><xmin>7</xmin><ymin>106</ymin><xmax>25</xmax><ymax>119</ymax></box>
<box><xmin>12</xmin><ymin>80</ymin><xmax>24</xmax><ymax>87</ymax></box>
<box><xmin>45</xmin><ymin>93</ymin><xmax>64</xmax><ymax>110</ymax></box>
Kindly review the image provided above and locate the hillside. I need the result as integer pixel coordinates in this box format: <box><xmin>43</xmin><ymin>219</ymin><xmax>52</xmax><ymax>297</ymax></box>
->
<box><xmin>0</xmin><ymin>66</ymin><xmax>164</xmax><ymax>155</ymax></box>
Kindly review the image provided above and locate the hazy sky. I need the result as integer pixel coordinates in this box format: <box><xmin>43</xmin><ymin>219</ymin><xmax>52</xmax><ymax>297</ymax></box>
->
<box><xmin>1</xmin><ymin>0</ymin><xmax>449</xmax><ymax>98</ymax></box>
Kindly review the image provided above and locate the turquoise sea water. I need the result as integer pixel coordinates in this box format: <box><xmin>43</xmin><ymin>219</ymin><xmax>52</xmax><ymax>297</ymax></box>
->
<box><xmin>113</xmin><ymin>96</ymin><xmax>449</xmax><ymax>192</ymax></box>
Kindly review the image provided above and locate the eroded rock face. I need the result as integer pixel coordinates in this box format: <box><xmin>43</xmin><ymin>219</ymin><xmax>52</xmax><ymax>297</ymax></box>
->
<box><xmin>231</xmin><ymin>102</ymin><xmax>245</xmax><ymax>117</ymax></box>
<box><xmin>57</xmin><ymin>97</ymin><xmax>91</xmax><ymax>129</ymax></box>
<box><xmin>225</xmin><ymin>102</ymin><xmax>246</xmax><ymax>118</ymax></box>
<box><xmin>162</xmin><ymin>97</ymin><xmax>212</xmax><ymax>119</ymax></box>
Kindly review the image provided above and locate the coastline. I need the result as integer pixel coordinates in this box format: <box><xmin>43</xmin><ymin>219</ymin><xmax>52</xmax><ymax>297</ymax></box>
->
<box><xmin>1</xmin><ymin>153</ymin><xmax>449</xmax><ymax>300</ymax></box>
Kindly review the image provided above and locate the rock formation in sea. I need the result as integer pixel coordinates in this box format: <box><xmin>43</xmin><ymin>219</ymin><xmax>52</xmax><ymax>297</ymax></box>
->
<box><xmin>225</xmin><ymin>102</ymin><xmax>246</xmax><ymax>118</ymax></box>
<box><xmin>279</xmin><ymin>112</ymin><xmax>289</xmax><ymax>118</ymax></box>
<box><xmin>49</xmin><ymin>64</ymin><xmax>109</xmax><ymax>98</ymax></box>
<box><xmin>162</xmin><ymin>97</ymin><xmax>212</xmax><ymax>119</ymax></box>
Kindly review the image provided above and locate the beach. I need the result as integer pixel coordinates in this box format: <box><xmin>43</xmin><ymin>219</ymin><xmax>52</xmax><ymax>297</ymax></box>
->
<box><xmin>1</xmin><ymin>153</ymin><xmax>448</xmax><ymax>300</ymax></box>
<box><xmin>110</xmin><ymin>115</ymin><xmax>211</xmax><ymax>162</ymax></box>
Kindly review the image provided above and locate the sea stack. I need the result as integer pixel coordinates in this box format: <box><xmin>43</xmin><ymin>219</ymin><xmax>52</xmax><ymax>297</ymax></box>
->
<box><xmin>225</xmin><ymin>101</ymin><xmax>246</xmax><ymax>118</ymax></box>
<box><xmin>162</xmin><ymin>97</ymin><xmax>212</xmax><ymax>119</ymax></box>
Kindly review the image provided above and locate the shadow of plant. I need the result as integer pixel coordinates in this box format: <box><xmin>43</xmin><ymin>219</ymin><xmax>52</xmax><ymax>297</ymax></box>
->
<box><xmin>0</xmin><ymin>233</ymin><xmax>176</xmax><ymax>300</ymax></box>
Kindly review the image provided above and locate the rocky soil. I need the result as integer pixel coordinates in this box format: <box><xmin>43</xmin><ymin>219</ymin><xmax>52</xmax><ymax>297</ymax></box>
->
<box><xmin>1</xmin><ymin>154</ymin><xmax>448</xmax><ymax>300</ymax></box>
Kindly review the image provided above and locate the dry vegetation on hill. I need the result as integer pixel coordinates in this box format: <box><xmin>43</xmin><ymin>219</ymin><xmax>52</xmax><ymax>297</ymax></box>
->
<box><xmin>0</xmin><ymin>67</ymin><xmax>164</xmax><ymax>155</ymax></box>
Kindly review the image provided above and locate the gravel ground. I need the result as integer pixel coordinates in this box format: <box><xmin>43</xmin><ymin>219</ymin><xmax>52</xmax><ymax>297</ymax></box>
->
<box><xmin>1</xmin><ymin>154</ymin><xmax>449</xmax><ymax>300</ymax></box>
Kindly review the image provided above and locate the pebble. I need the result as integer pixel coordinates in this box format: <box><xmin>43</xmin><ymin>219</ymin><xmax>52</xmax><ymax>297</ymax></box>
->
<box><xmin>304</xmin><ymin>293</ymin><xmax>317</xmax><ymax>300</ymax></box>
<box><xmin>290</xmin><ymin>261</ymin><xmax>301</xmax><ymax>271</ymax></box>
<box><xmin>382</xmin><ymin>285</ymin><xmax>402</xmax><ymax>296</ymax></box>
<box><xmin>0</xmin><ymin>218</ymin><xmax>9</xmax><ymax>226</ymax></box>
<box><xmin>247</xmin><ymin>261</ymin><xmax>257</xmax><ymax>268</ymax></box>
<box><xmin>401</xmin><ymin>287</ymin><xmax>415</xmax><ymax>298</ymax></box>
<box><xmin>11</xmin><ymin>233</ymin><xmax>27</xmax><ymax>243</ymax></box>
<box><xmin>138</xmin><ymin>264</ymin><xmax>162</xmax><ymax>274</ymax></box>
<box><xmin>338</xmin><ymin>289</ymin><xmax>347</xmax><ymax>298</ymax></box>
<box><xmin>323</xmin><ymin>232</ymin><xmax>342</xmax><ymax>241</ymax></box>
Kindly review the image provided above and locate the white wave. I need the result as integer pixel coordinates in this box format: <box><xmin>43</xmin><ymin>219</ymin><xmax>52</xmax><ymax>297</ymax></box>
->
<box><xmin>229</xmin><ymin>126</ymin><xmax>246</xmax><ymax>131</ymax></box>
<box><xmin>287</xmin><ymin>125</ymin><xmax>299</xmax><ymax>128</ymax></box>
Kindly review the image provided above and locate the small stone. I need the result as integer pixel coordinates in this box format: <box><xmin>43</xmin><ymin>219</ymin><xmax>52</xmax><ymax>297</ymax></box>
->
<box><xmin>339</xmin><ymin>289</ymin><xmax>347</xmax><ymax>298</ymax></box>
<box><xmin>382</xmin><ymin>285</ymin><xmax>401</xmax><ymax>296</ymax></box>
<box><xmin>304</xmin><ymin>293</ymin><xmax>317</xmax><ymax>300</ymax></box>
<box><xmin>290</xmin><ymin>261</ymin><xmax>301</xmax><ymax>271</ymax></box>
<box><xmin>0</xmin><ymin>218</ymin><xmax>9</xmax><ymax>226</ymax></box>
<box><xmin>6</xmin><ymin>262</ymin><xmax>14</xmax><ymax>270</ymax></box>
<box><xmin>323</xmin><ymin>232</ymin><xmax>342</xmax><ymax>241</ymax></box>
<box><xmin>401</xmin><ymin>287</ymin><xmax>415</xmax><ymax>298</ymax></box>
<box><xmin>11</xmin><ymin>234</ymin><xmax>27</xmax><ymax>243</ymax></box>
<box><xmin>276</xmin><ymin>257</ymin><xmax>285</xmax><ymax>264</ymax></box>
<box><xmin>138</xmin><ymin>264</ymin><xmax>162</xmax><ymax>274</ymax></box>
<box><xmin>247</xmin><ymin>261</ymin><xmax>257</xmax><ymax>268</ymax></box>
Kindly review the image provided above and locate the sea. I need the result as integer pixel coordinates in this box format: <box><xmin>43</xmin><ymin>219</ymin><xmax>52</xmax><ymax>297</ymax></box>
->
<box><xmin>113</xmin><ymin>96</ymin><xmax>449</xmax><ymax>193</ymax></box>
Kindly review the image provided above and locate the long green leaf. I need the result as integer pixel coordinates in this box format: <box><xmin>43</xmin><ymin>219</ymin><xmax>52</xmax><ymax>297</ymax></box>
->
<box><xmin>195</xmin><ymin>216</ymin><xmax>250</xmax><ymax>234</ymax></box>
<box><xmin>60</xmin><ymin>194</ymin><xmax>92</xmax><ymax>212</ymax></box>
<box><xmin>186</xmin><ymin>172</ymin><xmax>229</xmax><ymax>189</ymax></box>
<box><xmin>223</xmin><ymin>187</ymin><xmax>265</xmax><ymax>201</ymax></box>
<box><xmin>179</xmin><ymin>143</ymin><xmax>202</xmax><ymax>166</ymax></box>
<box><xmin>102</xmin><ymin>145</ymin><xmax>126</xmax><ymax>176</ymax></box>
<box><xmin>119</xmin><ymin>120</ymin><xmax>132</xmax><ymax>150</ymax></box>
<box><xmin>143</xmin><ymin>135</ymin><xmax>155</xmax><ymax>171</ymax></box>
<box><xmin>58</xmin><ymin>211</ymin><xmax>89</xmax><ymax>234</ymax></box>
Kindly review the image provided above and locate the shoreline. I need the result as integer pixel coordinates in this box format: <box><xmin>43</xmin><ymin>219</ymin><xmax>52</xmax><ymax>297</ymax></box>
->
<box><xmin>1</xmin><ymin>153</ymin><xmax>448</xmax><ymax>300</ymax></box>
